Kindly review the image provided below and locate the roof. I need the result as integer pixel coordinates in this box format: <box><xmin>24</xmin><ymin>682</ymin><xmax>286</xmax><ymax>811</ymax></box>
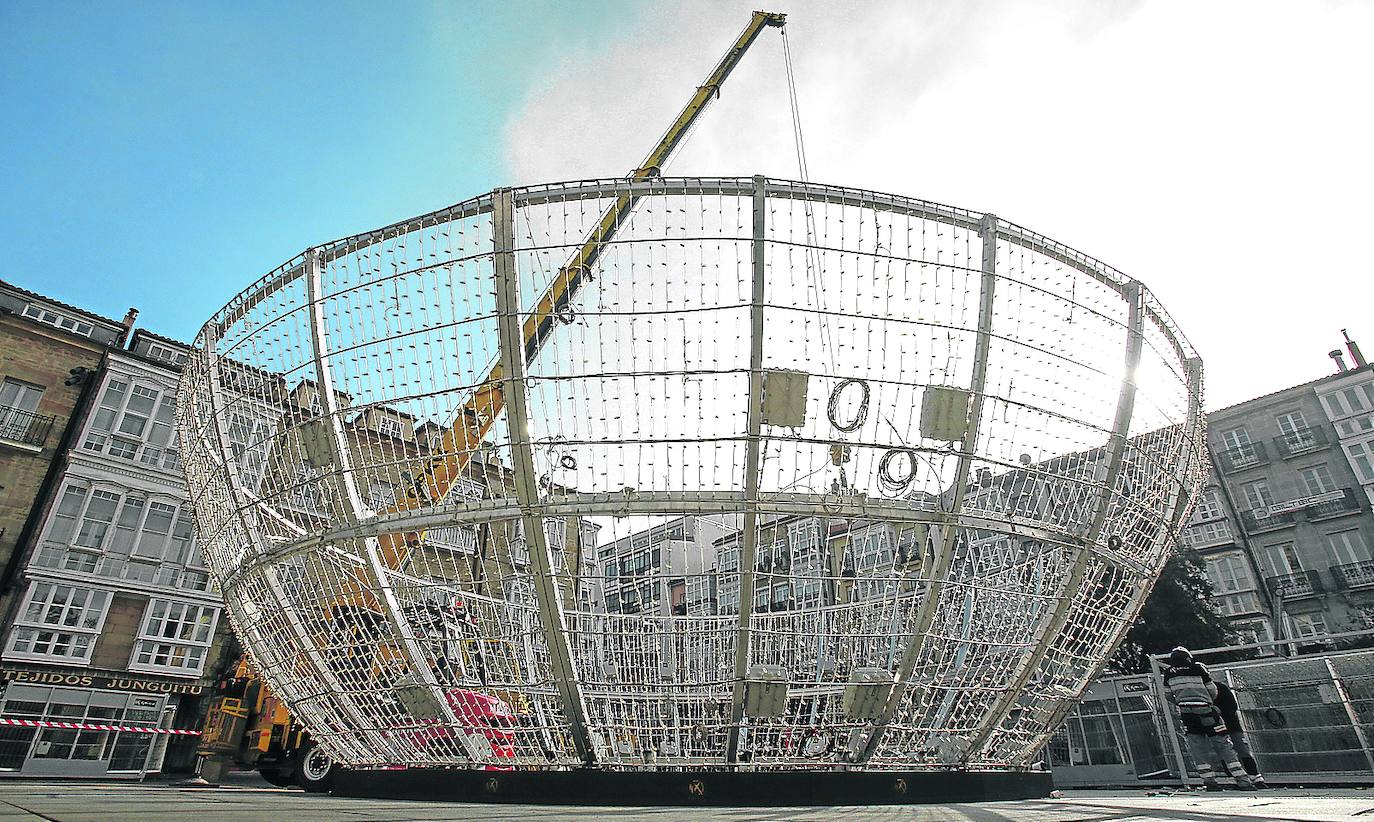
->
<box><xmin>1208</xmin><ymin>361</ymin><xmax>1374</xmax><ymax>418</ymax></box>
<box><xmin>0</xmin><ymin>278</ymin><xmax>127</xmax><ymax>330</ymax></box>
<box><xmin>129</xmin><ymin>327</ymin><xmax>192</xmax><ymax>350</ymax></box>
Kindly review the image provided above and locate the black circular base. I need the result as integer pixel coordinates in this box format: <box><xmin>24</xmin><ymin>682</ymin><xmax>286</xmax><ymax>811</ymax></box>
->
<box><xmin>331</xmin><ymin>767</ymin><xmax>1053</xmax><ymax>806</ymax></box>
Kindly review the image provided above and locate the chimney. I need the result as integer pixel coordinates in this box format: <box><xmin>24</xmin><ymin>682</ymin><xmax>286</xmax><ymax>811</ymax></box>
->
<box><xmin>118</xmin><ymin>307</ymin><xmax>138</xmax><ymax>345</ymax></box>
<box><xmin>1331</xmin><ymin>349</ymin><xmax>1349</xmax><ymax>373</ymax></box>
<box><xmin>1343</xmin><ymin>329</ymin><xmax>1368</xmax><ymax>369</ymax></box>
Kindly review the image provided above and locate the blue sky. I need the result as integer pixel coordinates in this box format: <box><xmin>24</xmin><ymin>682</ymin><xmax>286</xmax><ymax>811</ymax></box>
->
<box><xmin>4</xmin><ymin>1</ymin><xmax>1373</xmax><ymax>408</ymax></box>
<box><xmin>0</xmin><ymin>0</ymin><xmax>640</xmax><ymax>342</ymax></box>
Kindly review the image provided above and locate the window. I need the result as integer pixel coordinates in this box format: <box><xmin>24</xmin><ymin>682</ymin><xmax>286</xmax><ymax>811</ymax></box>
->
<box><xmin>0</xmin><ymin>378</ymin><xmax>44</xmax><ymax>441</ymax></box>
<box><xmin>1325</xmin><ymin>383</ymin><xmax>1374</xmax><ymax>419</ymax></box>
<box><xmin>1346</xmin><ymin>442</ymin><xmax>1374</xmax><ymax>484</ymax></box>
<box><xmin>368</xmin><ymin>481</ymin><xmax>395</xmax><ymax>511</ymax></box>
<box><xmin>129</xmin><ymin>599</ymin><xmax>218</xmax><ymax>675</ymax></box>
<box><xmin>84</xmin><ymin>379</ymin><xmax>178</xmax><ymax>469</ymax></box>
<box><xmin>1337</xmin><ymin>415</ymin><xmax>1374</xmax><ymax>438</ymax></box>
<box><xmin>1277</xmin><ymin>410</ymin><xmax>1308</xmax><ymax>436</ymax></box>
<box><xmin>1299</xmin><ymin>464</ymin><xmax>1337</xmax><ymax>496</ymax></box>
<box><xmin>286</xmin><ymin>461</ymin><xmax>326</xmax><ymax>514</ymax></box>
<box><xmin>1192</xmin><ymin>488</ymin><xmax>1225</xmax><ymax>522</ymax></box>
<box><xmin>145</xmin><ymin>342</ymin><xmax>187</xmax><ymax>366</ymax></box>
<box><xmin>21</xmin><ymin>304</ymin><xmax>94</xmax><ymax>336</ymax></box>
<box><xmin>41</xmin><ymin>485</ymin><xmax>200</xmax><ymax>587</ymax></box>
<box><xmin>1328</xmin><ymin>530</ymin><xmax>1372</xmax><ymax>566</ymax></box>
<box><xmin>1223</xmin><ymin>427</ymin><xmax>1254</xmax><ymax>455</ymax></box>
<box><xmin>1181</xmin><ymin>519</ymin><xmax>1231</xmax><ymax>548</ymax></box>
<box><xmin>1232</xmin><ymin>619</ymin><xmax>1273</xmax><ymax>647</ymax></box>
<box><xmin>1265</xmin><ymin>542</ymin><xmax>1303</xmax><ymax>576</ymax></box>
<box><xmin>1289</xmin><ymin>612</ymin><xmax>1328</xmax><ymax>639</ymax></box>
<box><xmin>4</xmin><ymin>582</ymin><xmax>111</xmax><ymax>663</ymax></box>
<box><xmin>1205</xmin><ymin>553</ymin><xmax>1254</xmax><ymax>594</ymax></box>
<box><xmin>376</xmin><ymin>416</ymin><xmax>404</xmax><ymax>439</ymax></box>
<box><xmin>1215</xmin><ymin>592</ymin><xmax>1263</xmax><ymax>617</ymax></box>
<box><xmin>1240</xmin><ymin>480</ymin><xmax>1273</xmax><ymax>511</ymax></box>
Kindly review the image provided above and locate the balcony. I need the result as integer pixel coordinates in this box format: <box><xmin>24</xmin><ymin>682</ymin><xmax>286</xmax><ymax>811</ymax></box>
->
<box><xmin>1333</xmin><ymin>560</ymin><xmax>1374</xmax><ymax>590</ymax></box>
<box><xmin>1273</xmin><ymin>426</ymin><xmax>1329</xmax><ymax>458</ymax></box>
<box><xmin>1308</xmin><ymin>487</ymin><xmax>1363</xmax><ymax>520</ymax></box>
<box><xmin>0</xmin><ymin>406</ymin><xmax>56</xmax><ymax>449</ymax></box>
<box><xmin>1267</xmin><ymin>570</ymin><xmax>1323</xmax><ymax>599</ymax></box>
<box><xmin>1240</xmin><ymin>508</ymin><xmax>1296</xmax><ymax>533</ymax></box>
<box><xmin>1216</xmin><ymin>442</ymin><xmax>1269</xmax><ymax>473</ymax></box>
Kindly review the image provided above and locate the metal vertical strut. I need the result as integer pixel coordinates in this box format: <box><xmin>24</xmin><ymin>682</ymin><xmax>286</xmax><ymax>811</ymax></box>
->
<box><xmin>199</xmin><ymin>347</ymin><xmax>387</xmax><ymax>759</ymax></box>
<box><xmin>855</xmin><ymin>213</ymin><xmax>1000</xmax><ymax>764</ymax></box>
<box><xmin>491</xmin><ymin>189</ymin><xmax>597</xmax><ymax>766</ymax></box>
<box><xmin>1012</xmin><ymin>346</ymin><xmax>1201</xmax><ymax>767</ymax></box>
<box><xmin>965</xmin><ymin>279</ymin><xmax>1145</xmax><ymax>764</ymax></box>
<box><xmin>726</xmin><ymin>175</ymin><xmax>769</xmax><ymax>765</ymax></box>
<box><xmin>303</xmin><ymin>248</ymin><xmax>472</xmax><ymax>760</ymax></box>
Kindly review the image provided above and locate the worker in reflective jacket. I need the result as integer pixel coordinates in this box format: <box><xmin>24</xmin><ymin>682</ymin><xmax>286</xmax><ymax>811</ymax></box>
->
<box><xmin>1162</xmin><ymin>647</ymin><xmax>1257</xmax><ymax>791</ymax></box>
<box><xmin>1213</xmin><ymin>679</ymin><xmax>1266</xmax><ymax>788</ymax></box>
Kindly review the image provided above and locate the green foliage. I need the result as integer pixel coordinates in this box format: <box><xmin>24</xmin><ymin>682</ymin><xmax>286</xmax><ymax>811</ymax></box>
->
<box><xmin>1107</xmin><ymin>547</ymin><xmax>1235</xmax><ymax>674</ymax></box>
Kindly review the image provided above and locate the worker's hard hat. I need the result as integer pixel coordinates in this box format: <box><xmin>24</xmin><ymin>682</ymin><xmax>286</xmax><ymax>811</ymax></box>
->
<box><xmin>1168</xmin><ymin>646</ymin><xmax>1193</xmax><ymax>666</ymax></box>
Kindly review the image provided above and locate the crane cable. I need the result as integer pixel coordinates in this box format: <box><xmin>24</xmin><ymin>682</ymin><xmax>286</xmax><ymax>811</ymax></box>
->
<box><xmin>782</xmin><ymin>29</ymin><xmax>840</xmax><ymax>424</ymax></box>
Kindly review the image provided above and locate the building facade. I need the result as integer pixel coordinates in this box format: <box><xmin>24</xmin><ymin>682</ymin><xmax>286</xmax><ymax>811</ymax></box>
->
<box><xmin>0</xmin><ymin>324</ymin><xmax>224</xmax><ymax>778</ymax></box>
<box><xmin>1191</xmin><ymin>340</ymin><xmax>1374</xmax><ymax>648</ymax></box>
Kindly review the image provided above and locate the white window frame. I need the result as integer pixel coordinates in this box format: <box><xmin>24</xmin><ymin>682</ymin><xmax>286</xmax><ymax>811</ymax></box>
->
<box><xmin>145</xmin><ymin>342</ymin><xmax>188</xmax><ymax>366</ymax></box>
<box><xmin>1192</xmin><ymin>487</ymin><xmax>1225</xmax><ymax>522</ymax></box>
<box><xmin>39</xmin><ymin>484</ymin><xmax>202</xmax><ymax>591</ymax></box>
<box><xmin>128</xmin><ymin>599</ymin><xmax>220</xmax><ymax>676</ymax></box>
<box><xmin>1265</xmin><ymin>542</ymin><xmax>1303</xmax><ymax>576</ymax></box>
<box><xmin>1205</xmin><ymin>552</ymin><xmax>1254</xmax><ymax>594</ymax></box>
<box><xmin>376</xmin><ymin>415</ymin><xmax>404</xmax><ymax>439</ymax></box>
<box><xmin>1346</xmin><ymin>441</ymin><xmax>1374</xmax><ymax>484</ymax></box>
<box><xmin>1288</xmin><ymin>611</ymin><xmax>1328</xmax><ymax>639</ymax></box>
<box><xmin>21</xmin><ymin>304</ymin><xmax>94</xmax><ymax>337</ymax></box>
<box><xmin>1299</xmin><ymin>464</ymin><xmax>1337</xmax><ymax>496</ymax></box>
<box><xmin>1327</xmin><ymin>530</ymin><xmax>1372</xmax><ymax>566</ymax></box>
<box><xmin>1241</xmin><ymin>480</ymin><xmax>1273</xmax><ymax>511</ymax></box>
<box><xmin>3</xmin><ymin>582</ymin><xmax>113</xmax><ymax>664</ymax></box>
<box><xmin>84</xmin><ymin>377</ymin><xmax>179</xmax><ymax>469</ymax></box>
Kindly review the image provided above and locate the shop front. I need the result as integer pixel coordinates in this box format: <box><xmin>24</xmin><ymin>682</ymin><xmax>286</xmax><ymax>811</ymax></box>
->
<box><xmin>0</xmin><ymin>665</ymin><xmax>203</xmax><ymax>779</ymax></box>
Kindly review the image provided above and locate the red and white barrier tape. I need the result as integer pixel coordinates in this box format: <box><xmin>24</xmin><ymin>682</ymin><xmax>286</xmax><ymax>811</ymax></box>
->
<box><xmin>0</xmin><ymin>716</ymin><xmax>200</xmax><ymax>736</ymax></box>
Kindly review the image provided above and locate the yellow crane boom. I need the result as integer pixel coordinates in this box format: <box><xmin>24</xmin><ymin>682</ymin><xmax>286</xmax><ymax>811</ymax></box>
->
<box><xmin>377</xmin><ymin>10</ymin><xmax>787</xmax><ymax>570</ymax></box>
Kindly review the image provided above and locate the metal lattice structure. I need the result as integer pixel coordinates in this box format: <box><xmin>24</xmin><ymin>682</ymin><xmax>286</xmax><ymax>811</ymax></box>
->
<box><xmin>177</xmin><ymin>176</ymin><xmax>1206</xmax><ymax>771</ymax></box>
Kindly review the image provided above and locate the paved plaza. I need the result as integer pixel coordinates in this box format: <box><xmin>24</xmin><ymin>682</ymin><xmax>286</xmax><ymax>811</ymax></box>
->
<box><xmin>0</xmin><ymin>781</ymin><xmax>1372</xmax><ymax>821</ymax></box>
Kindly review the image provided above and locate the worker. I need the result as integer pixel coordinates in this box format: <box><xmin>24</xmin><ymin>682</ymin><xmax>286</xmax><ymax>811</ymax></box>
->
<box><xmin>1161</xmin><ymin>646</ymin><xmax>1256</xmax><ymax>791</ymax></box>
<box><xmin>1213</xmin><ymin>679</ymin><xmax>1266</xmax><ymax>788</ymax></box>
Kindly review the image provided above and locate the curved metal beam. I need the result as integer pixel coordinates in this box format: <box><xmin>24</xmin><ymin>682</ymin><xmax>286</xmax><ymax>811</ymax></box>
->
<box><xmin>853</xmin><ymin>212</ymin><xmax>1000</xmax><ymax>765</ymax></box>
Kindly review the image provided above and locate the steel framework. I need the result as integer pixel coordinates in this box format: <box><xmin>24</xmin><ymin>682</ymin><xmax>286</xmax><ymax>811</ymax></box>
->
<box><xmin>177</xmin><ymin>175</ymin><xmax>1206</xmax><ymax>771</ymax></box>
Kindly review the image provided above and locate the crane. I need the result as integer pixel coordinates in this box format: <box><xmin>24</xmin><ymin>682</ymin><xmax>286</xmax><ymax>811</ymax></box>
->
<box><xmin>376</xmin><ymin>9</ymin><xmax>788</xmax><ymax>570</ymax></box>
<box><xmin>196</xmin><ymin>12</ymin><xmax>791</xmax><ymax>786</ymax></box>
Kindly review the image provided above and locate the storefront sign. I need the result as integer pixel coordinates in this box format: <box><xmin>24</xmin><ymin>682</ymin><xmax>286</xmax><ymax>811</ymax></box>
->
<box><xmin>0</xmin><ymin>665</ymin><xmax>205</xmax><ymax>696</ymax></box>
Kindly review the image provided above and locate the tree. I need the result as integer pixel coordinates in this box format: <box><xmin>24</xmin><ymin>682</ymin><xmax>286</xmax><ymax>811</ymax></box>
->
<box><xmin>1107</xmin><ymin>547</ymin><xmax>1235</xmax><ymax>674</ymax></box>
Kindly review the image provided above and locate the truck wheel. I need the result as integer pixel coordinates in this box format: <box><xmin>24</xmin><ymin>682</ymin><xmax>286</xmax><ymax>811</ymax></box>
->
<box><xmin>294</xmin><ymin>741</ymin><xmax>338</xmax><ymax>793</ymax></box>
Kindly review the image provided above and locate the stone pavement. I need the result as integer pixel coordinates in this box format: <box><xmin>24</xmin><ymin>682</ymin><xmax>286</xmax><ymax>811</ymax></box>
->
<box><xmin>1</xmin><ymin>780</ymin><xmax>1373</xmax><ymax>821</ymax></box>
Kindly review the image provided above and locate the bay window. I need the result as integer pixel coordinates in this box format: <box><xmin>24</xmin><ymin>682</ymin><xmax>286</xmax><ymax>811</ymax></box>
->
<box><xmin>129</xmin><ymin>599</ymin><xmax>218</xmax><ymax>676</ymax></box>
<box><xmin>4</xmin><ymin>582</ymin><xmax>112</xmax><ymax>664</ymax></box>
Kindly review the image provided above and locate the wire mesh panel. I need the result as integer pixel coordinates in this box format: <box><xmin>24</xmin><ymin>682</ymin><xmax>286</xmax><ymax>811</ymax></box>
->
<box><xmin>177</xmin><ymin>176</ymin><xmax>1205</xmax><ymax>771</ymax></box>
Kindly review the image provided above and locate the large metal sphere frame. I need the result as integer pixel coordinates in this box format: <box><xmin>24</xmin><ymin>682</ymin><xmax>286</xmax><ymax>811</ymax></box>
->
<box><xmin>177</xmin><ymin>175</ymin><xmax>1206</xmax><ymax>773</ymax></box>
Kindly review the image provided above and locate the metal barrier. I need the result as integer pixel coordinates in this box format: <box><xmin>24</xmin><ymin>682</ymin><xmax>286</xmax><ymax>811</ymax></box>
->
<box><xmin>1049</xmin><ymin>638</ymin><xmax>1374</xmax><ymax>785</ymax></box>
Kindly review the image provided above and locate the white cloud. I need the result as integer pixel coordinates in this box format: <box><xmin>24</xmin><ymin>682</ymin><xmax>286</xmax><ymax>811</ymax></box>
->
<box><xmin>502</xmin><ymin>0</ymin><xmax>1374</xmax><ymax>410</ymax></box>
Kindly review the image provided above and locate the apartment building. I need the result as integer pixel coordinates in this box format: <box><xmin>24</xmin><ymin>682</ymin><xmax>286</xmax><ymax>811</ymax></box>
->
<box><xmin>0</xmin><ymin>282</ymin><xmax>128</xmax><ymax>616</ymax></box>
<box><xmin>1194</xmin><ymin>336</ymin><xmax>1374</xmax><ymax>647</ymax></box>
<box><xmin>598</xmin><ymin>515</ymin><xmax>736</xmax><ymax>617</ymax></box>
<box><xmin>0</xmin><ymin>303</ymin><xmax>216</xmax><ymax>779</ymax></box>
